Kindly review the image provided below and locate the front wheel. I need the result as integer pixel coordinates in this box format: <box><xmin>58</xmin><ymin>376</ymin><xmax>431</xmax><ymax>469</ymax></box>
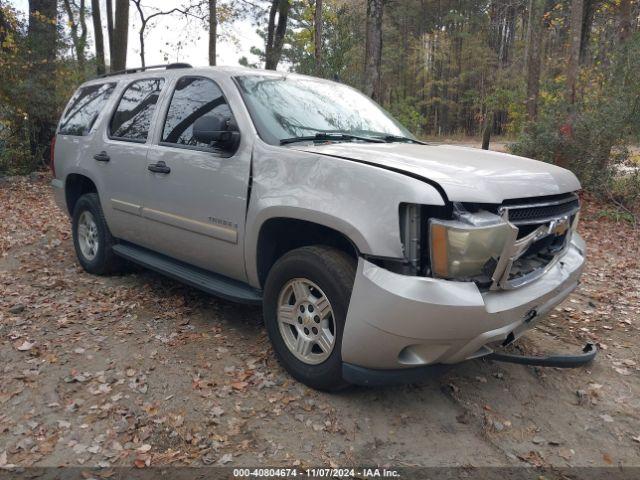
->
<box><xmin>263</xmin><ymin>246</ymin><xmax>356</xmax><ymax>391</ymax></box>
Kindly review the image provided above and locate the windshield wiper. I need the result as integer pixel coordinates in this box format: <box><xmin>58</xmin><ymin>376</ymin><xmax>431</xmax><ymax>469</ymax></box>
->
<box><xmin>280</xmin><ymin>132</ymin><xmax>386</xmax><ymax>145</ymax></box>
<box><xmin>378</xmin><ymin>134</ymin><xmax>426</xmax><ymax>144</ymax></box>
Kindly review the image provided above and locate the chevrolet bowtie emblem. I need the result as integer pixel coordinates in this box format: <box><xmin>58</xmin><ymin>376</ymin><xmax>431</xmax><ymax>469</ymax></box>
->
<box><xmin>549</xmin><ymin>217</ymin><xmax>570</xmax><ymax>236</ymax></box>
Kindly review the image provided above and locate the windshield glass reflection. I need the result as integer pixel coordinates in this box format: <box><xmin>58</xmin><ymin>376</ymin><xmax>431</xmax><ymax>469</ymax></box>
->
<box><xmin>235</xmin><ymin>75</ymin><xmax>413</xmax><ymax>145</ymax></box>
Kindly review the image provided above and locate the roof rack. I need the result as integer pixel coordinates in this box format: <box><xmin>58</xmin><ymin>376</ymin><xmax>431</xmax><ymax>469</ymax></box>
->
<box><xmin>97</xmin><ymin>62</ymin><xmax>193</xmax><ymax>78</ymax></box>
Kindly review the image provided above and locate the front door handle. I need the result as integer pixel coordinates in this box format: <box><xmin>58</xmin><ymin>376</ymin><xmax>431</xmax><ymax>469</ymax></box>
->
<box><xmin>93</xmin><ymin>151</ymin><xmax>110</xmax><ymax>162</ymax></box>
<box><xmin>147</xmin><ymin>161</ymin><xmax>171</xmax><ymax>174</ymax></box>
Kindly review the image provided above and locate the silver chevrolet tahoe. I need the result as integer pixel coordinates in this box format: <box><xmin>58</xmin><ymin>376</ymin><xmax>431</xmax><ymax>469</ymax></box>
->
<box><xmin>51</xmin><ymin>64</ymin><xmax>586</xmax><ymax>390</ymax></box>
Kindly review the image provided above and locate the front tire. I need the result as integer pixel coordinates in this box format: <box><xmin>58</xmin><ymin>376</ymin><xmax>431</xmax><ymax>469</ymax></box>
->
<box><xmin>263</xmin><ymin>246</ymin><xmax>356</xmax><ymax>391</ymax></box>
<box><xmin>72</xmin><ymin>193</ymin><xmax>122</xmax><ymax>275</ymax></box>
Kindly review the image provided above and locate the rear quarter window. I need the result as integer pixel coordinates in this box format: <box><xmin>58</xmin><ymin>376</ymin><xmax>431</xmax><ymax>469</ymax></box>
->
<box><xmin>58</xmin><ymin>83</ymin><xmax>116</xmax><ymax>136</ymax></box>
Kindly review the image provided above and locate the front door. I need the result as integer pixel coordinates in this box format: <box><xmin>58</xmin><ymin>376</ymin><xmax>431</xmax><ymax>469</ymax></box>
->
<box><xmin>143</xmin><ymin>75</ymin><xmax>251</xmax><ymax>282</ymax></box>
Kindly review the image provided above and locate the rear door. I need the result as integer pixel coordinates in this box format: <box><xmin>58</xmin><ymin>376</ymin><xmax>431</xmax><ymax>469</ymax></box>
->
<box><xmin>97</xmin><ymin>77</ymin><xmax>166</xmax><ymax>245</ymax></box>
<box><xmin>143</xmin><ymin>74</ymin><xmax>252</xmax><ymax>282</ymax></box>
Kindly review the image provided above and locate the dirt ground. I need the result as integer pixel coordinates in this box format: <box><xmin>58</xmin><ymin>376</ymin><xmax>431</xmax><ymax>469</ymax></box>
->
<box><xmin>1</xmin><ymin>173</ymin><xmax>639</xmax><ymax>472</ymax></box>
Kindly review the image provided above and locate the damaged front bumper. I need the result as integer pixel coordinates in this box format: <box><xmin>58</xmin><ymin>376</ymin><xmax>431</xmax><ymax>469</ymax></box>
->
<box><xmin>341</xmin><ymin>233</ymin><xmax>587</xmax><ymax>385</ymax></box>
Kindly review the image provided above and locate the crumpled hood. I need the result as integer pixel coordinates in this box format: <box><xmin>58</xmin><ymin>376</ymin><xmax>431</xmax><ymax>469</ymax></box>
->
<box><xmin>295</xmin><ymin>143</ymin><xmax>581</xmax><ymax>204</ymax></box>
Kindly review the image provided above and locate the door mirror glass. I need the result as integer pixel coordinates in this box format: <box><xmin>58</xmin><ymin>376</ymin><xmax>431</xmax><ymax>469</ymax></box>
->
<box><xmin>193</xmin><ymin>115</ymin><xmax>239</xmax><ymax>150</ymax></box>
<box><xmin>193</xmin><ymin>114</ymin><xmax>226</xmax><ymax>142</ymax></box>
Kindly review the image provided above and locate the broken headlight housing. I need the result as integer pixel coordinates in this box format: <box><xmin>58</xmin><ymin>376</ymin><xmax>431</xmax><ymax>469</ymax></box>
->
<box><xmin>429</xmin><ymin>209</ymin><xmax>514</xmax><ymax>281</ymax></box>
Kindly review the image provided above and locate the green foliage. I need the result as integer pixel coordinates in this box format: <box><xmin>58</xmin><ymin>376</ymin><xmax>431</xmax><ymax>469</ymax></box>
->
<box><xmin>510</xmin><ymin>33</ymin><xmax>640</xmax><ymax>209</ymax></box>
<box><xmin>0</xmin><ymin>1</ymin><xmax>84</xmax><ymax>175</ymax></box>
<box><xmin>387</xmin><ymin>96</ymin><xmax>426</xmax><ymax>135</ymax></box>
<box><xmin>275</xmin><ymin>0</ymin><xmax>363</xmax><ymax>84</ymax></box>
<box><xmin>1</xmin><ymin>0</ymin><xmax>639</xmax><ymax>210</ymax></box>
<box><xmin>610</xmin><ymin>170</ymin><xmax>640</xmax><ymax>209</ymax></box>
<box><xmin>596</xmin><ymin>207</ymin><xmax>637</xmax><ymax>224</ymax></box>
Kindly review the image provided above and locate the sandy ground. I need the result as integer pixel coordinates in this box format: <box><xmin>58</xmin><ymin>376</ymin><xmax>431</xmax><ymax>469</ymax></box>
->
<box><xmin>1</xmin><ymin>173</ymin><xmax>639</xmax><ymax>472</ymax></box>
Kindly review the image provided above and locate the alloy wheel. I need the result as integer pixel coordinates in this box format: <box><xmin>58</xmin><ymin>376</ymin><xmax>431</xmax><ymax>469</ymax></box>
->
<box><xmin>276</xmin><ymin>278</ymin><xmax>336</xmax><ymax>365</ymax></box>
<box><xmin>77</xmin><ymin>210</ymin><xmax>99</xmax><ymax>261</ymax></box>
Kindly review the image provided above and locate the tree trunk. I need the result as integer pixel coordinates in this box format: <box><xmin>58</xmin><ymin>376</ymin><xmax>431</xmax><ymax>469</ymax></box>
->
<box><xmin>265</xmin><ymin>0</ymin><xmax>278</xmax><ymax>67</ymax></box>
<box><xmin>209</xmin><ymin>0</ymin><xmax>217</xmax><ymax>66</ymax></box>
<box><xmin>272</xmin><ymin>1</ymin><xmax>289</xmax><ymax>68</ymax></box>
<box><xmin>488</xmin><ymin>0</ymin><xmax>515</xmax><ymax>66</ymax></box>
<box><xmin>78</xmin><ymin>0</ymin><xmax>87</xmax><ymax>72</ymax></box>
<box><xmin>565</xmin><ymin>0</ymin><xmax>584</xmax><ymax>106</ymax></box>
<box><xmin>62</xmin><ymin>0</ymin><xmax>88</xmax><ymax>73</ymax></box>
<box><xmin>265</xmin><ymin>0</ymin><xmax>290</xmax><ymax>70</ymax></box>
<box><xmin>364</xmin><ymin>0</ymin><xmax>383</xmax><ymax>101</ymax></box>
<box><xmin>579</xmin><ymin>0</ymin><xmax>594</xmax><ymax>64</ymax></box>
<box><xmin>28</xmin><ymin>0</ymin><xmax>56</xmax><ymax>62</ymax></box>
<box><xmin>314</xmin><ymin>0</ymin><xmax>322</xmax><ymax>75</ymax></box>
<box><xmin>525</xmin><ymin>0</ymin><xmax>545</xmax><ymax>121</ymax></box>
<box><xmin>62</xmin><ymin>0</ymin><xmax>79</xmax><ymax>62</ymax></box>
<box><xmin>106</xmin><ymin>0</ymin><xmax>114</xmax><ymax>65</ymax></box>
<box><xmin>111</xmin><ymin>0</ymin><xmax>129</xmax><ymax>71</ymax></box>
<box><xmin>91</xmin><ymin>0</ymin><xmax>106</xmax><ymax>75</ymax></box>
<box><xmin>0</xmin><ymin>7</ymin><xmax>7</xmax><ymax>48</ymax></box>
<box><xmin>27</xmin><ymin>0</ymin><xmax>57</xmax><ymax>158</ymax></box>
<box><xmin>132</xmin><ymin>0</ymin><xmax>146</xmax><ymax>68</ymax></box>
<box><xmin>139</xmin><ymin>25</ymin><xmax>145</xmax><ymax>68</ymax></box>
<box><xmin>618</xmin><ymin>0</ymin><xmax>632</xmax><ymax>44</ymax></box>
<box><xmin>482</xmin><ymin>111</ymin><xmax>493</xmax><ymax>150</ymax></box>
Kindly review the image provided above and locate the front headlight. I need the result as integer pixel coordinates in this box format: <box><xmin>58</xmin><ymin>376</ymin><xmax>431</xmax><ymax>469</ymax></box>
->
<box><xmin>429</xmin><ymin>218</ymin><xmax>513</xmax><ymax>279</ymax></box>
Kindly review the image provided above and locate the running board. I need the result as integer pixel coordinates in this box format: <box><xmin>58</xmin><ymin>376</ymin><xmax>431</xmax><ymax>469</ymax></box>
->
<box><xmin>112</xmin><ymin>243</ymin><xmax>262</xmax><ymax>305</ymax></box>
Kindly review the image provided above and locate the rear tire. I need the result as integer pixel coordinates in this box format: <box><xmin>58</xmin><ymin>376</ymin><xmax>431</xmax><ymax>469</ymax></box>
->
<box><xmin>263</xmin><ymin>246</ymin><xmax>356</xmax><ymax>391</ymax></box>
<box><xmin>72</xmin><ymin>193</ymin><xmax>122</xmax><ymax>275</ymax></box>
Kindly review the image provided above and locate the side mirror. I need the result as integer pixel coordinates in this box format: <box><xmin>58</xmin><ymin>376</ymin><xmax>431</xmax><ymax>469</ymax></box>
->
<box><xmin>193</xmin><ymin>115</ymin><xmax>239</xmax><ymax>150</ymax></box>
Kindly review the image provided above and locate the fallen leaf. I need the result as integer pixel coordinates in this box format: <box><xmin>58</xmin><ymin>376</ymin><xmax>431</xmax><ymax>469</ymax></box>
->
<box><xmin>210</xmin><ymin>406</ymin><xmax>224</xmax><ymax>417</ymax></box>
<box><xmin>517</xmin><ymin>450</ymin><xmax>545</xmax><ymax>468</ymax></box>
<box><xmin>558</xmin><ymin>448</ymin><xmax>574</xmax><ymax>461</ymax></box>
<box><xmin>613</xmin><ymin>367</ymin><xmax>632</xmax><ymax>376</ymax></box>
<box><xmin>16</xmin><ymin>340</ymin><xmax>35</xmax><ymax>351</ymax></box>
<box><xmin>231</xmin><ymin>381</ymin><xmax>248</xmax><ymax>391</ymax></box>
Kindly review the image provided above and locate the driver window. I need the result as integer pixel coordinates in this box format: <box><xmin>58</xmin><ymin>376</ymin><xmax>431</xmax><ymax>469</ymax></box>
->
<box><xmin>161</xmin><ymin>76</ymin><xmax>235</xmax><ymax>150</ymax></box>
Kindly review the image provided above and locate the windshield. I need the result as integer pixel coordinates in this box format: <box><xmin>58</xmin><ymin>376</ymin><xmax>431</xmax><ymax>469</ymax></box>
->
<box><xmin>234</xmin><ymin>75</ymin><xmax>414</xmax><ymax>145</ymax></box>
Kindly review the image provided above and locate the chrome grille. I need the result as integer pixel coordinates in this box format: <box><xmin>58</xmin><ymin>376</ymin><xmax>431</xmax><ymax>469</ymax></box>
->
<box><xmin>500</xmin><ymin>194</ymin><xmax>580</xmax><ymax>226</ymax></box>
<box><xmin>491</xmin><ymin>194</ymin><xmax>580</xmax><ymax>289</ymax></box>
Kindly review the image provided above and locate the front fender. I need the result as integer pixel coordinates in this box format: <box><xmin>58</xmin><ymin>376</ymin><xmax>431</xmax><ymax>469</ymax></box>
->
<box><xmin>243</xmin><ymin>141</ymin><xmax>445</xmax><ymax>287</ymax></box>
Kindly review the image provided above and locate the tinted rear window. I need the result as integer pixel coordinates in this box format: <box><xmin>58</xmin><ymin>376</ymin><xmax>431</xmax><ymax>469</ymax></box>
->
<box><xmin>59</xmin><ymin>83</ymin><xmax>116</xmax><ymax>136</ymax></box>
<box><xmin>110</xmin><ymin>78</ymin><xmax>165</xmax><ymax>142</ymax></box>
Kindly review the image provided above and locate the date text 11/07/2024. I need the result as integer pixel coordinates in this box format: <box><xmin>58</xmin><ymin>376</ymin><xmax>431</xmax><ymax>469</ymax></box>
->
<box><xmin>233</xmin><ymin>468</ymin><xmax>401</xmax><ymax>477</ymax></box>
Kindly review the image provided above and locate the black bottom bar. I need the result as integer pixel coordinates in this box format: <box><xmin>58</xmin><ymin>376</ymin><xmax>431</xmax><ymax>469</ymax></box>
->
<box><xmin>487</xmin><ymin>342</ymin><xmax>597</xmax><ymax>368</ymax></box>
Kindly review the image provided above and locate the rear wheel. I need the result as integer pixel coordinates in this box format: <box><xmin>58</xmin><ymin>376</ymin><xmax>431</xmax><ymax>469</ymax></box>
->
<box><xmin>72</xmin><ymin>193</ymin><xmax>122</xmax><ymax>275</ymax></box>
<box><xmin>263</xmin><ymin>246</ymin><xmax>356</xmax><ymax>391</ymax></box>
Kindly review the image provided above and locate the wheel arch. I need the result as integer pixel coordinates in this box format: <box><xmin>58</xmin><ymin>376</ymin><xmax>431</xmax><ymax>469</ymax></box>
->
<box><xmin>253</xmin><ymin>212</ymin><xmax>364</xmax><ymax>288</ymax></box>
<box><xmin>65</xmin><ymin>173</ymin><xmax>99</xmax><ymax>216</ymax></box>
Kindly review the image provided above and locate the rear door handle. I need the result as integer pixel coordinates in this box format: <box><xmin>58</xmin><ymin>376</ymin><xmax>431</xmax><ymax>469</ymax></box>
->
<box><xmin>147</xmin><ymin>161</ymin><xmax>171</xmax><ymax>174</ymax></box>
<box><xmin>93</xmin><ymin>151</ymin><xmax>110</xmax><ymax>162</ymax></box>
